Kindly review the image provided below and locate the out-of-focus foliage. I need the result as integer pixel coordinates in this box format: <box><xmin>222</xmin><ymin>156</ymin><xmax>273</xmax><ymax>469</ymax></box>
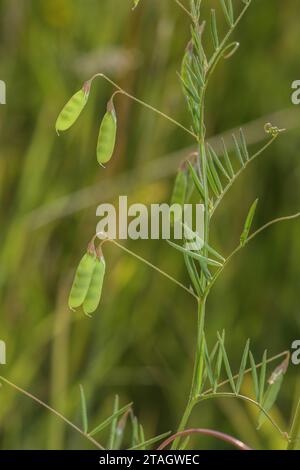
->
<box><xmin>0</xmin><ymin>0</ymin><xmax>299</xmax><ymax>450</ymax></box>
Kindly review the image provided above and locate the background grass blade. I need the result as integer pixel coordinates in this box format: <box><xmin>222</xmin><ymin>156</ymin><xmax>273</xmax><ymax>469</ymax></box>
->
<box><xmin>108</xmin><ymin>395</ymin><xmax>119</xmax><ymax>450</ymax></box>
<box><xmin>130</xmin><ymin>413</ymin><xmax>140</xmax><ymax>448</ymax></box>
<box><xmin>259</xmin><ymin>350</ymin><xmax>268</xmax><ymax>405</ymax></box>
<box><xmin>221</xmin><ymin>138</ymin><xmax>235</xmax><ymax>178</ymax></box>
<box><xmin>236</xmin><ymin>339</ymin><xmax>250</xmax><ymax>394</ymax></box>
<box><xmin>203</xmin><ymin>335</ymin><xmax>215</xmax><ymax>388</ymax></box>
<box><xmin>79</xmin><ymin>385</ymin><xmax>88</xmax><ymax>434</ymax></box>
<box><xmin>239</xmin><ymin>128</ymin><xmax>249</xmax><ymax>161</ymax></box>
<box><xmin>210</xmin><ymin>9</ymin><xmax>219</xmax><ymax>50</ymax></box>
<box><xmin>114</xmin><ymin>410</ymin><xmax>131</xmax><ymax>450</ymax></box>
<box><xmin>217</xmin><ymin>332</ymin><xmax>236</xmax><ymax>393</ymax></box>
<box><xmin>207</xmin><ymin>143</ymin><xmax>230</xmax><ymax>181</ymax></box>
<box><xmin>220</xmin><ymin>0</ymin><xmax>233</xmax><ymax>26</ymax></box>
<box><xmin>257</xmin><ymin>374</ymin><xmax>284</xmax><ymax>428</ymax></box>
<box><xmin>167</xmin><ymin>240</ymin><xmax>223</xmax><ymax>267</ymax></box>
<box><xmin>139</xmin><ymin>424</ymin><xmax>146</xmax><ymax>450</ymax></box>
<box><xmin>188</xmin><ymin>162</ymin><xmax>205</xmax><ymax>200</ymax></box>
<box><xmin>213</xmin><ymin>331</ymin><xmax>225</xmax><ymax>392</ymax></box>
<box><xmin>89</xmin><ymin>402</ymin><xmax>132</xmax><ymax>437</ymax></box>
<box><xmin>232</xmin><ymin>133</ymin><xmax>245</xmax><ymax>165</ymax></box>
<box><xmin>249</xmin><ymin>351</ymin><xmax>259</xmax><ymax>401</ymax></box>
<box><xmin>128</xmin><ymin>431</ymin><xmax>171</xmax><ymax>450</ymax></box>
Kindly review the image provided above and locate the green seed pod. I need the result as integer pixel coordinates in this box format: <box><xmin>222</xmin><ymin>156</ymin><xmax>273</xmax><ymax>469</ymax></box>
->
<box><xmin>68</xmin><ymin>253</ymin><xmax>96</xmax><ymax>310</ymax></box>
<box><xmin>83</xmin><ymin>256</ymin><xmax>106</xmax><ymax>316</ymax></box>
<box><xmin>171</xmin><ymin>169</ymin><xmax>187</xmax><ymax>207</ymax></box>
<box><xmin>56</xmin><ymin>82</ymin><xmax>90</xmax><ymax>134</ymax></box>
<box><xmin>97</xmin><ymin>99</ymin><xmax>117</xmax><ymax>166</ymax></box>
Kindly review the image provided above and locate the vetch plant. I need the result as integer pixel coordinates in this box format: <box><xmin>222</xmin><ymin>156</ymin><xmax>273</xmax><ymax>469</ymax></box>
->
<box><xmin>54</xmin><ymin>0</ymin><xmax>300</xmax><ymax>450</ymax></box>
<box><xmin>2</xmin><ymin>0</ymin><xmax>298</xmax><ymax>451</ymax></box>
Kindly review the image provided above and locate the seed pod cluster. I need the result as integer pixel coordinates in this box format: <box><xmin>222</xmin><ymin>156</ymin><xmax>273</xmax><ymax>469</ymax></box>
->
<box><xmin>55</xmin><ymin>82</ymin><xmax>90</xmax><ymax>134</ymax></box>
<box><xmin>97</xmin><ymin>98</ymin><xmax>117</xmax><ymax>166</ymax></box>
<box><xmin>69</xmin><ymin>247</ymin><xmax>106</xmax><ymax>317</ymax></box>
<box><xmin>56</xmin><ymin>81</ymin><xmax>118</xmax><ymax>168</ymax></box>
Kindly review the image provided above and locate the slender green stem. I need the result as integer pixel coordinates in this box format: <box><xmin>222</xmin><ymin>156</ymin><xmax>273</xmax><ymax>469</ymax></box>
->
<box><xmin>157</xmin><ymin>0</ymin><xmax>291</xmax><ymax>452</ymax></box>
<box><xmin>287</xmin><ymin>399</ymin><xmax>300</xmax><ymax>450</ymax></box>
<box><xmin>172</xmin><ymin>349</ymin><xmax>290</xmax><ymax>450</ymax></box>
<box><xmin>207</xmin><ymin>0</ymin><xmax>252</xmax><ymax>73</ymax></box>
<box><xmin>0</xmin><ymin>376</ymin><xmax>105</xmax><ymax>450</ymax></box>
<box><xmin>172</xmin><ymin>1</ymin><xmax>212</xmax><ymax>447</ymax></box>
<box><xmin>246</xmin><ymin>212</ymin><xmax>300</xmax><ymax>242</ymax></box>
<box><xmin>190</xmin><ymin>298</ymin><xmax>206</xmax><ymax>399</ymax></box>
<box><xmin>171</xmin><ymin>399</ymin><xmax>197</xmax><ymax>450</ymax></box>
<box><xmin>172</xmin><ymin>298</ymin><xmax>206</xmax><ymax>449</ymax></box>
<box><xmin>173</xmin><ymin>0</ymin><xmax>194</xmax><ymax>20</ymax></box>
<box><xmin>100</xmin><ymin>237</ymin><xmax>199</xmax><ymax>301</ymax></box>
<box><xmin>206</xmin><ymin>212</ymin><xmax>300</xmax><ymax>296</ymax></box>
<box><xmin>197</xmin><ymin>392</ymin><xmax>288</xmax><ymax>441</ymax></box>
<box><xmin>211</xmin><ymin>136</ymin><xmax>278</xmax><ymax>217</ymax></box>
<box><xmin>90</xmin><ymin>73</ymin><xmax>198</xmax><ymax>140</ymax></box>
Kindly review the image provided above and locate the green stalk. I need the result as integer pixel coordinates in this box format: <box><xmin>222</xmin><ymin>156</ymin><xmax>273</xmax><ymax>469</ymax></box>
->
<box><xmin>172</xmin><ymin>298</ymin><xmax>206</xmax><ymax>449</ymax></box>
<box><xmin>287</xmin><ymin>399</ymin><xmax>300</xmax><ymax>450</ymax></box>
<box><xmin>173</xmin><ymin>30</ymin><xmax>209</xmax><ymax>449</ymax></box>
<box><xmin>190</xmin><ymin>298</ymin><xmax>207</xmax><ymax>399</ymax></box>
<box><xmin>173</xmin><ymin>0</ymin><xmax>254</xmax><ymax>451</ymax></box>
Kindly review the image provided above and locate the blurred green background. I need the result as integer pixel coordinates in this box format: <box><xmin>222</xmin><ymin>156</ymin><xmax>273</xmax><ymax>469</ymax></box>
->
<box><xmin>0</xmin><ymin>0</ymin><xmax>299</xmax><ymax>450</ymax></box>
